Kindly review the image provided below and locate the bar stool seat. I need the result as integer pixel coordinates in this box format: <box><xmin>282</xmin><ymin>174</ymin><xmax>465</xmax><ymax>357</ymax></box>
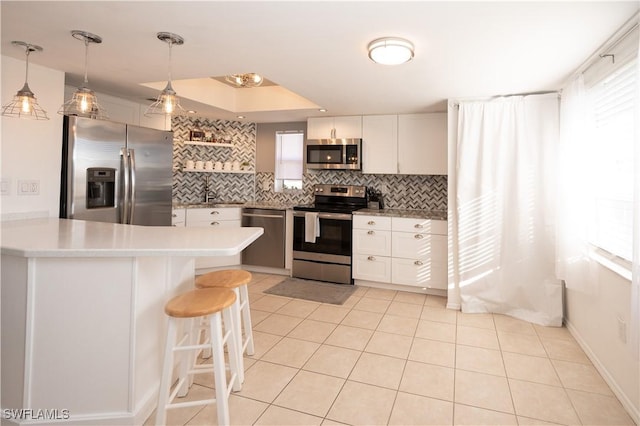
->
<box><xmin>195</xmin><ymin>270</ymin><xmax>254</xmax><ymax>357</ymax></box>
<box><xmin>156</xmin><ymin>288</ymin><xmax>240</xmax><ymax>426</ymax></box>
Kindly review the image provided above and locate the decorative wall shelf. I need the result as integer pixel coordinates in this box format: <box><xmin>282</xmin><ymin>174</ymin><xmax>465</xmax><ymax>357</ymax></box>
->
<box><xmin>177</xmin><ymin>139</ymin><xmax>234</xmax><ymax>148</ymax></box>
<box><xmin>183</xmin><ymin>168</ymin><xmax>254</xmax><ymax>174</ymax></box>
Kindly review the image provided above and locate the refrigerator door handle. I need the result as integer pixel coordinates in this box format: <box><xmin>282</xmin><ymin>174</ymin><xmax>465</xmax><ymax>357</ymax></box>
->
<box><xmin>120</xmin><ymin>147</ymin><xmax>130</xmax><ymax>224</ymax></box>
<box><xmin>128</xmin><ymin>149</ymin><xmax>136</xmax><ymax>225</ymax></box>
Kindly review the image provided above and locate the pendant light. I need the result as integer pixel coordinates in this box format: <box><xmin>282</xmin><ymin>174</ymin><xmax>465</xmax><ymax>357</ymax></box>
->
<box><xmin>145</xmin><ymin>32</ymin><xmax>185</xmax><ymax>117</ymax></box>
<box><xmin>1</xmin><ymin>41</ymin><xmax>49</xmax><ymax>120</ymax></box>
<box><xmin>59</xmin><ymin>30</ymin><xmax>108</xmax><ymax>119</ymax></box>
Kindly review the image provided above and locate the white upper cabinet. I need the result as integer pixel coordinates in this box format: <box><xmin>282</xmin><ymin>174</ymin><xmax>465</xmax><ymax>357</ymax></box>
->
<box><xmin>398</xmin><ymin>113</ymin><xmax>447</xmax><ymax>175</ymax></box>
<box><xmin>307</xmin><ymin>116</ymin><xmax>362</xmax><ymax>139</ymax></box>
<box><xmin>362</xmin><ymin>115</ymin><xmax>398</xmax><ymax>174</ymax></box>
<box><xmin>362</xmin><ymin>113</ymin><xmax>447</xmax><ymax>175</ymax></box>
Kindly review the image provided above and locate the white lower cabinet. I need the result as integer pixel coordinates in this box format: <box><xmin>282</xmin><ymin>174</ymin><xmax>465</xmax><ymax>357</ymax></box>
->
<box><xmin>353</xmin><ymin>214</ymin><xmax>447</xmax><ymax>290</ymax></box>
<box><xmin>185</xmin><ymin>207</ymin><xmax>241</xmax><ymax>269</ymax></box>
<box><xmin>353</xmin><ymin>254</ymin><xmax>392</xmax><ymax>282</ymax></box>
<box><xmin>171</xmin><ymin>208</ymin><xmax>186</xmax><ymax>227</ymax></box>
<box><xmin>352</xmin><ymin>215</ymin><xmax>392</xmax><ymax>283</ymax></box>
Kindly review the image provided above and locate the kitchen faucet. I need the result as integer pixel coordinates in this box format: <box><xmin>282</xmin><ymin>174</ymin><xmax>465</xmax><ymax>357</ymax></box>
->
<box><xmin>203</xmin><ymin>175</ymin><xmax>216</xmax><ymax>204</ymax></box>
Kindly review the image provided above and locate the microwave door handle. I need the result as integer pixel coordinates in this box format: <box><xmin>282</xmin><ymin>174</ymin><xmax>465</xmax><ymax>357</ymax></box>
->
<box><xmin>120</xmin><ymin>147</ymin><xmax>129</xmax><ymax>224</ymax></box>
<box><xmin>128</xmin><ymin>149</ymin><xmax>136</xmax><ymax>225</ymax></box>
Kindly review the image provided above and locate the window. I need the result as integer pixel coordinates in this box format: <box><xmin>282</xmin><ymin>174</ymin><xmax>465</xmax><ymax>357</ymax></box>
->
<box><xmin>586</xmin><ymin>58</ymin><xmax>637</xmax><ymax>262</ymax></box>
<box><xmin>274</xmin><ymin>131</ymin><xmax>304</xmax><ymax>191</ymax></box>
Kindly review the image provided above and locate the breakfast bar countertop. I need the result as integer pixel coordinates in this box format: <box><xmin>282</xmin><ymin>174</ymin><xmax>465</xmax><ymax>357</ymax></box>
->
<box><xmin>0</xmin><ymin>218</ymin><xmax>264</xmax><ymax>258</ymax></box>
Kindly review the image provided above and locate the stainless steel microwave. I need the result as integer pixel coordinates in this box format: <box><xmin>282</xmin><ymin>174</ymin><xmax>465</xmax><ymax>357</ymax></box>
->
<box><xmin>305</xmin><ymin>138</ymin><xmax>362</xmax><ymax>170</ymax></box>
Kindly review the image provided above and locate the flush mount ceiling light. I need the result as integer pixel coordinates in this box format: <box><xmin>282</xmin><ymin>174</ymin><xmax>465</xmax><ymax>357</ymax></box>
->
<box><xmin>2</xmin><ymin>41</ymin><xmax>49</xmax><ymax>120</ymax></box>
<box><xmin>145</xmin><ymin>32</ymin><xmax>185</xmax><ymax>117</ymax></box>
<box><xmin>367</xmin><ymin>37</ymin><xmax>414</xmax><ymax>65</ymax></box>
<box><xmin>225</xmin><ymin>73</ymin><xmax>263</xmax><ymax>88</ymax></box>
<box><xmin>59</xmin><ymin>30</ymin><xmax>108</xmax><ymax>119</ymax></box>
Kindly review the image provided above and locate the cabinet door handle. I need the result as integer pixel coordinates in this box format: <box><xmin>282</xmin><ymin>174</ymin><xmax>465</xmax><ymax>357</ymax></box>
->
<box><xmin>414</xmin><ymin>234</ymin><xmax>424</xmax><ymax>239</ymax></box>
<box><xmin>414</xmin><ymin>223</ymin><xmax>423</xmax><ymax>229</ymax></box>
<box><xmin>210</xmin><ymin>211</ymin><xmax>220</xmax><ymax>215</ymax></box>
<box><xmin>367</xmin><ymin>220</ymin><xmax>375</xmax><ymax>225</ymax></box>
<box><xmin>210</xmin><ymin>221</ymin><xmax>220</xmax><ymax>226</ymax></box>
<box><xmin>367</xmin><ymin>256</ymin><xmax>376</xmax><ymax>261</ymax></box>
<box><xmin>172</xmin><ymin>214</ymin><xmax>177</xmax><ymax>218</ymax></box>
<box><xmin>367</xmin><ymin>230</ymin><xmax>375</xmax><ymax>235</ymax></box>
<box><xmin>414</xmin><ymin>260</ymin><xmax>423</xmax><ymax>266</ymax></box>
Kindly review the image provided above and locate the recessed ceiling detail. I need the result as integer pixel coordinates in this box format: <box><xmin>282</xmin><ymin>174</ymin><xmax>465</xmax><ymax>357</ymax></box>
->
<box><xmin>211</xmin><ymin>75</ymin><xmax>277</xmax><ymax>88</ymax></box>
<box><xmin>141</xmin><ymin>75</ymin><xmax>320</xmax><ymax>115</ymax></box>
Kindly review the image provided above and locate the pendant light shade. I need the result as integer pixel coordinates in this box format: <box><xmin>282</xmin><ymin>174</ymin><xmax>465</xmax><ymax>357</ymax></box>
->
<box><xmin>1</xmin><ymin>41</ymin><xmax>49</xmax><ymax>120</ymax></box>
<box><xmin>145</xmin><ymin>32</ymin><xmax>185</xmax><ymax>117</ymax></box>
<box><xmin>59</xmin><ymin>30</ymin><xmax>108</xmax><ymax>119</ymax></box>
<box><xmin>367</xmin><ymin>37</ymin><xmax>414</xmax><ymax>65</ymax></box>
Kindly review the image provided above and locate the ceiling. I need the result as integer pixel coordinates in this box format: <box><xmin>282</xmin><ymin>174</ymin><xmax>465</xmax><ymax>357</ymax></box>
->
<box><xmin>2</xmin><ymin>1</ymin><xmax>638</xmax><ymax>123</ymax></box>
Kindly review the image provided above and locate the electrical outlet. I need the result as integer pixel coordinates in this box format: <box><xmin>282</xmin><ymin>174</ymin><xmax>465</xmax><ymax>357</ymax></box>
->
<box><xmin>617</xmin><ymin>317</ymin><xmax>627</xmax><ymax>343</ymax></box>
<box><xmin>1</xmin><ymin>179</ymin><xmax>10</xmax><ymax>196</ymax></box>
<box><xmin>17</xmin><ymin>179</ymin><xmax>40</xmax><ymax>196</ymax></box>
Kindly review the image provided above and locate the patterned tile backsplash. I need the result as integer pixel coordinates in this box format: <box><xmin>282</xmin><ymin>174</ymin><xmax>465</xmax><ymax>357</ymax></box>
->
<box><xmin>255</xmin><ymin>171</ymin><xmax>447</xmax><ymax>211</ymax></box>
<box><xmin>171</xmin><ymin>116</ymin><xmax>447</xmax><ymax>210</ymax></box>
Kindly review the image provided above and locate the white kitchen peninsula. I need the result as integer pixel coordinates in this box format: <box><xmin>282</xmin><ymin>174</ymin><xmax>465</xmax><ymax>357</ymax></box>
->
<box><xmin>1</xmin><ymin>218</ymin><xmax>263</xmax><ymax>425</ymax></box>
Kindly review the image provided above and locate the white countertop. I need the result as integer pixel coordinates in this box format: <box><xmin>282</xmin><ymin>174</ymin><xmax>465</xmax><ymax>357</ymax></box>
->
<box><xmin>0</xmin><ymin>218</ymin><xmax>264</xmax><ymax>258</ymax></box>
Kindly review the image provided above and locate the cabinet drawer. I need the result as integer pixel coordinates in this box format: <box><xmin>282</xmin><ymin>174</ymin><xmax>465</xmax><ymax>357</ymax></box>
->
<box><xmin>391</xmin><ymin>231</ymin><xmax>431</xmax><ymax>259</ymax></box>
<box><xmin>391</xmin><ymin>257</ymin><xmax>446</xmax><ymax>289</ymax></box>
<box><xmin>353</xmin><ymin>229</ymin><xmax>391</xmax><ymax>256</ymax></box>
<box><xmin>392</xmin><ymin>217</ymin><xmax>447</xmax><ymax>235</ymax></box>
<box><xmin>186</xmin><ymin>207</ymin><xmax>240</xmax><ymax>223</ymax></box>
<box><xmin>172</xmin><ymin>208</ymin><xmax>186</xmax><ymax>222</ymax></box>
<box><xmin>353</xmin><ymin>254</ymin><xmax>391</xmax><ymax>283</ymax></box>
<box><xmin>187</xmin><ymin>219</ymin><xmax>241</xmax><ymax>228</ymax></box>
<box><xmin>353</xmin><ymin>215</ymin><xmax>392</xmax><ymax>231</ymax></box>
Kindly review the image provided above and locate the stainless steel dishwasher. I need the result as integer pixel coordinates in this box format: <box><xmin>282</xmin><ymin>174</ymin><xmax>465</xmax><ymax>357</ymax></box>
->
<box><xmin>241</xmin><ymin>208</ymin><xmax>286</xmax><ymax>268</ymax></box>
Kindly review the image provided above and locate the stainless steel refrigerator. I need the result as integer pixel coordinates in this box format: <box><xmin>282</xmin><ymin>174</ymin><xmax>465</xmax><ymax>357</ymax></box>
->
<box><xmin>60</xmin><ymin>116</ymin><xmax>173</xmax><ymax>225</ymax></box>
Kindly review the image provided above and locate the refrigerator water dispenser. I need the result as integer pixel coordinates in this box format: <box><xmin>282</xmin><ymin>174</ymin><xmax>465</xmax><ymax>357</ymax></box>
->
<box><xmin>86</xmin><ymin>167</ymin><xmax>115</xmax><ymax>209</ymax></box>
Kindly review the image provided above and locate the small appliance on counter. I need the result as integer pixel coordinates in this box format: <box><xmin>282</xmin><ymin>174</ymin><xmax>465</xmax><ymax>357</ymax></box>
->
<box><xmin>366</xmin><ymin>187</ymin><xmax>384</xmax><ymax>209</ymax></box>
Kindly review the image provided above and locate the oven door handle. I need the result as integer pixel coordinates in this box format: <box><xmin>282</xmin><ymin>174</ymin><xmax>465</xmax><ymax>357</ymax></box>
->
<box><xmin>292</xmin><ymin>211</ymin><xmax>352</xmax><ymax>221</ymax></box>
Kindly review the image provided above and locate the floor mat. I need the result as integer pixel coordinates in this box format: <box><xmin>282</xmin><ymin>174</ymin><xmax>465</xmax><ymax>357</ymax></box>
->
<box><xmin>264</xmin><ymin>277</ymin><xmax>356</xmax><ymax>305</ymax></box>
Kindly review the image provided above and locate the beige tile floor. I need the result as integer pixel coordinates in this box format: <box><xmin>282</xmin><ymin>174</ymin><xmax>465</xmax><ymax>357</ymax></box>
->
<box><xmin>148</xmin><ymin>273</ymin><xmax>635</xmax><ymax>426</ymax></box>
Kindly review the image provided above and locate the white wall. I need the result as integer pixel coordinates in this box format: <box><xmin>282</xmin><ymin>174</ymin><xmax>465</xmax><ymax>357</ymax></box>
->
<box><xmin>565</xmin><ymin>266</ymin><xmax>639</xmax><ymax>422</ymax></box>
<box><xmin>1</xmin><ymin>55</ymin><xmax>65</xmax><ymax>220</ymax></box>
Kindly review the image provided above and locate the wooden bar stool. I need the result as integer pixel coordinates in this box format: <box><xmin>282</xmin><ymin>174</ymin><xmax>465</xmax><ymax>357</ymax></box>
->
<box><xmin>195</xmin><ymin>270</ymin><xmax>254</xmax><ymax>382</ymax></box>
<box><xmin>156</xmin><ymin>288</ymin><xmax>240</xmax><ymax>426</ymax></box>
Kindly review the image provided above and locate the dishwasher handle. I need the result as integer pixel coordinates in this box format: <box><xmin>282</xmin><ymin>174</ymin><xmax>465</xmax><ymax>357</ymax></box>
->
<box><xmin>242</xmin><ymin>212</ymin><xmax>284</xmax><ymax>219</ymax></box>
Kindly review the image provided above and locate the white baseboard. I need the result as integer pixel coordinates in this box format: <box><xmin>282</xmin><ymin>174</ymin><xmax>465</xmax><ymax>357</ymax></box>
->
<box><xmin>354</xmin><ymin>279</ymin><xmax>447</xmax><ymax>297</ymax></box>
<box><xmin>565</xmin><ymin>319</ymin><xmax>640</xmax><ymax>425</ymax></box>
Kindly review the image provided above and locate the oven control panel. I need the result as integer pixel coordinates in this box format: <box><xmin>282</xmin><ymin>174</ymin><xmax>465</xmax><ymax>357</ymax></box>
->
<box><xmin>313</xmin><ymin>184</ymin><xmax>366</xmax><ymax>198</ymax></box>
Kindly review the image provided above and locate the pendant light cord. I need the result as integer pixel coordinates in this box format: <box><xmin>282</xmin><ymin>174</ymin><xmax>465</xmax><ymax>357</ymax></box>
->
<box><xmin>83</xmin><ymin>38</ymin><xmax>90</xmax><ymax>86</ymax></box>
<box><xmin>167</xmin><ymin>39</ymin><xmax>173</xmax><ymax>84</ymax></box>
<box><xmin>23</xmin><ymin>46</ymin><xmax>31</xmax><ymax>85</ymax></box>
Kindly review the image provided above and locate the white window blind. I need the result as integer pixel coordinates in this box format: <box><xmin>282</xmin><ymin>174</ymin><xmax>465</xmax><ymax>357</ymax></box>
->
<box><xmin>274</xmin><ymin>131</ymin><xmax>304</xmax><ymax>192</ymax></box>
<box><xmin>587</xmin><ymin>58</ymin><xmax>637</xmax><ymax>261</ymax></box>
